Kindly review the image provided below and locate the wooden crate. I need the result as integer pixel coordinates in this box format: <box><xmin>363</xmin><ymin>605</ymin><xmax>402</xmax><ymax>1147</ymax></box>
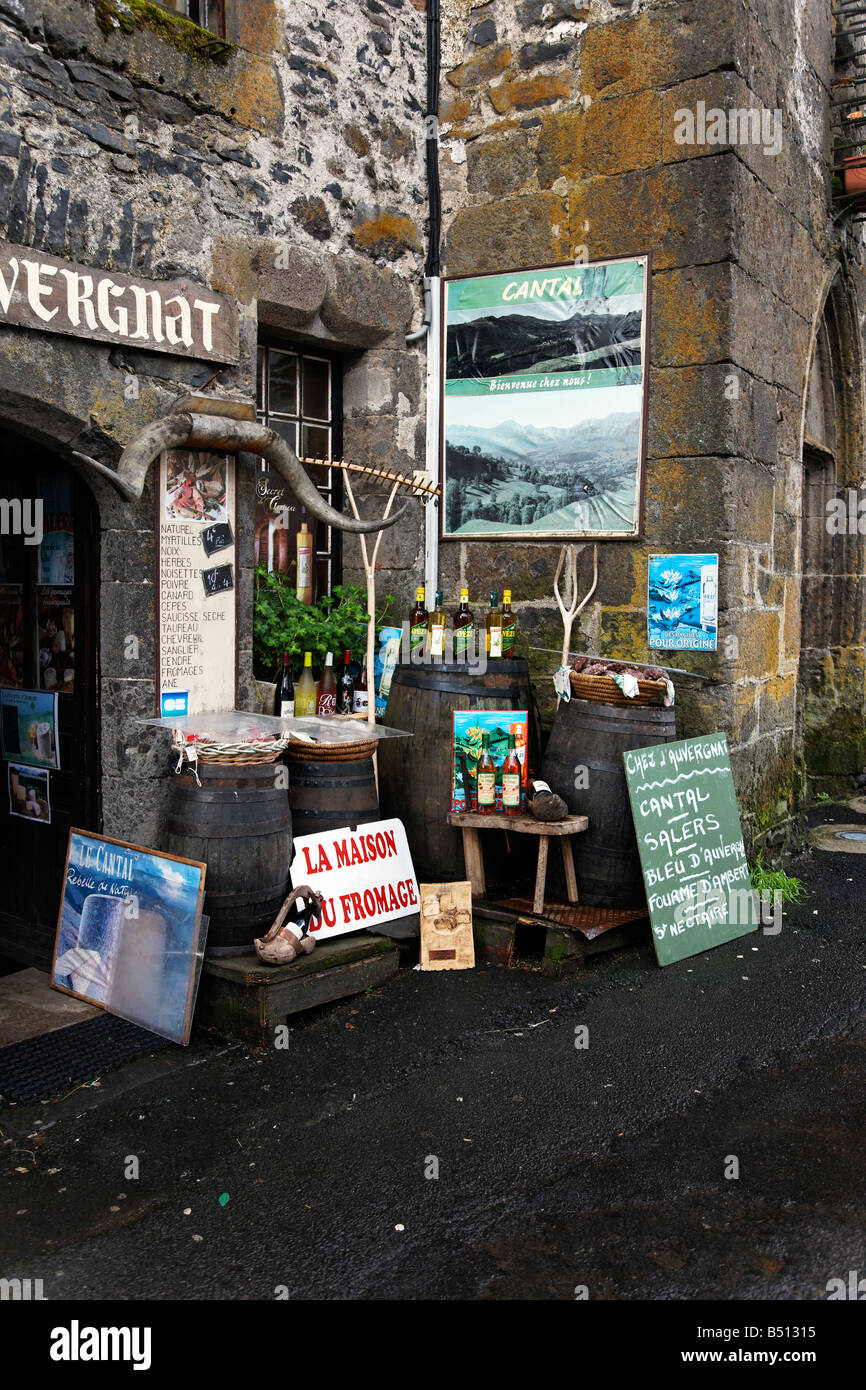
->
<box><xmin>196</xmin><ymin>934</ymin><xmax>399</xmax><ymax>1045</ymax></box>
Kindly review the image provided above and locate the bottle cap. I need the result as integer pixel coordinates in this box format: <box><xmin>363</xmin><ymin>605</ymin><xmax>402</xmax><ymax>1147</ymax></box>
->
<box><xmin>490</xmin><ymin>591</ymin><xmax>498</xmax><ymax>606</ymax></box>
<box><xmin>344</xmin><ymin>649</ymin><xmax>351</xmax><ymax>662</ymax></box>
<box><xmin>435</xmin><ymin>590</ymin><xmax>443</xmax><ymax>606</ymax></box>
<box><xmin>503</xmin><ymin>589</ymin><xmax>511</xmax><ymax>602</ymax></box>
<box><xmin>303</xmin><ymin>651</ymin><xmax>312</xmax><ymax>664</ymax></box>
<box><xmin>325</xmin><ymin>651</ymin><xmax>333</xmax><ymax>664</ymax></box>
<box><xmin>416</xmin><ymin>586</ymin><xmax>425</xmax><ymax>601</ymax></box>
<box><xmin>460</xmin><ymin>588</ymin><xmax>469</xmax><ymax>599</ymax></box>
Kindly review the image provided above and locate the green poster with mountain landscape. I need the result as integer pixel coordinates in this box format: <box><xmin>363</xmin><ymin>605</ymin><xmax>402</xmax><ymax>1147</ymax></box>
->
<box><xmin>442</xmin><ymin>254</ymin><xmax>649</xmax><ymax>540</ymax></box>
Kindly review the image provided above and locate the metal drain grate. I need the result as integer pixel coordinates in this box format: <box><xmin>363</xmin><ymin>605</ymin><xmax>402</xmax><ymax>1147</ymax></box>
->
<box><xmin>0</xmin><ymin>1014</ymin><xmax>172</xmax><ymax>1105</ymax></box>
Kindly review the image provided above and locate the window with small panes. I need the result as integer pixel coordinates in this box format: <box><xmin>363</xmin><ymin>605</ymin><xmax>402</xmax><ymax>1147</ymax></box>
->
<box><xmin>256</xmin><ymin>344</ymin><xmax>343</xmax><ymax>600</ymax></box>
<box><xmin>153</xmin><ymin>1</ymin><xmax>226</xmax><ymax>37</ymax></box>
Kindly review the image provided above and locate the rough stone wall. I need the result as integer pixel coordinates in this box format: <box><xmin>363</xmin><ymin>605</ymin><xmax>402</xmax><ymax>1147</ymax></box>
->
<box><xmin>439</xmin><ymin>0</ymin><xmax>863</xmax><ymax>847</ymax></box>
<box><xmin>0</xmin><ymin>0</ymin><xmax>429</xmax><ymax>847</ymax></box>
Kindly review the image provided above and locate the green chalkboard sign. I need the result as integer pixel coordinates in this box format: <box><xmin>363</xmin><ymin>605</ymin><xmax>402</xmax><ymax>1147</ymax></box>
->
<box><xmin>623</xmin><ymin>733</ymin><xmax>757</xmax><ymax>966</ymax></box>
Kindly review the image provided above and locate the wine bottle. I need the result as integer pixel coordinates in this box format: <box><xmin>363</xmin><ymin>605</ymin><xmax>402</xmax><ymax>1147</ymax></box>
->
<box><xmin>338</xmin><ymin>649</ymin><xmax>355</xmax><ymax>715</ymax></box>
<box><xmin>453</xmin><ymin>587</ymin><xmax>474</xmax><ymax>662</ymax></box>
<box><xmin>485</xmin><ymin>591</ymin><xmax>503</xmax><ymax>659</ymax></box>
<box><xmin>274</xmin><ymin>651</ymin><xmax>294</xmax><ymax>719</ymax></box>
<box><xmin>352</xmin><ymin>661</ymin><xmax>369</xmax><ymax>715</ymax></box>
<box><xmin>410</xmin><ymin>585</ymin><xmax>428</xmax><ymax>656</ymax></box>
<box><xmin>476</xmin><ymin>732</ymin><xmax>496</xmax><ymax>814</ymax></box>
<box><xmin>501</xmin><ymin>589</ymin><xmax>516</xmax><ymax>658</ymax></box>
<box><xmin>296</xmin><ymin>509</ymin><xmax>313</xmax><ymax>605</ymax></box>
<box><xmin>428</xmin><ymin>589</ymin><xmax>447</xmax><ymax>659</ymax></box>
<box><xmin>316</xmin><ymin>651</ymin><xmax>336</xmax><ymax>717</ymax></box>
<box><xmin>501</xmin><ymin>733</ymin><xmax>521</xmax><ymax>815</ymax></box>
<box><xmin>294</xmin><ymin>651</ymin><xmax>317</xmax><ymax>717</ymax></box>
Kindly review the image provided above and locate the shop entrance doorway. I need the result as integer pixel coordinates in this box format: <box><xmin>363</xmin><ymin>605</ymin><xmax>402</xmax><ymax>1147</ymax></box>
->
<box><xmin>0</xmin><ymin>439</ymin><xmax>100</xmax><ymax>969</ymax></box>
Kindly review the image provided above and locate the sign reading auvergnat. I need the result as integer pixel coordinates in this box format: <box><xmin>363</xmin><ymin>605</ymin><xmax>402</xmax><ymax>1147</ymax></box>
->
<box><xmin>0</xmin><ymin>241</ymin><xmax>238</xmax><ymax>363</ymax></box>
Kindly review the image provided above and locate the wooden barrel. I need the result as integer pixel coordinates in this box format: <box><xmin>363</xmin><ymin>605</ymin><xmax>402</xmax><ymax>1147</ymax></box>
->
<box><xmin>287</xmin><ymin>746</ymin><xmax>379</xmax><ymax>839</ymax></box>
<box><xmin>378</xmin><ymin>660</ymin><xmax>539</xmax><ymax>882</ymax></box>
<box><xmin>541</xmin><ymin>697</ymin><xmax>677</xmax><ymax>908</ymax></box>
<box><xmin>165</xmin><ymin>761</ymin><xmax>292</xmax><ymax>957</ymax></box>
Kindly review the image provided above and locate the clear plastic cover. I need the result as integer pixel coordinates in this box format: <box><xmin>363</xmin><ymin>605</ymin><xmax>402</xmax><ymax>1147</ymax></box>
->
<box><xmin>138</xmin><ymin>710</ymin><xmax>411</xmax><ymax>740</ymax></box>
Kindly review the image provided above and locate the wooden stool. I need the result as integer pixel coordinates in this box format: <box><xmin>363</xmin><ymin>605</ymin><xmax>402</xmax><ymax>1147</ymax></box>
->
<box><xmin>446</xmin><ymin>810</ymin><xmax>589</xmax><ymax>915</ymax></box>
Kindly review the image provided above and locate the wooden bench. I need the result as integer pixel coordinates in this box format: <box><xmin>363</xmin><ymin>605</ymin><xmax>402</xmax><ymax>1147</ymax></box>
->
<box><xmin>446</xmin><ymin>810</ymin><xmax>589</xmax><ymax>915</ymax></box>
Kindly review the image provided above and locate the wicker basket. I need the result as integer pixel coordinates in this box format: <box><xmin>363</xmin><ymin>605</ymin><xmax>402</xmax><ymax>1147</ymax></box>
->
<box><xmin>569</xmin><ymin>670</ymin><xmax>667</xmax><ymax>706</ymax></box>
<box><xmin>193</xmin><ymin>738</ymin><xmax>291</xmax><ymax>765</ymax></box>
<box><xmin>286</xmin><ymin>737</ymin><xmax>376</xmax><ymax>763</ymax></box>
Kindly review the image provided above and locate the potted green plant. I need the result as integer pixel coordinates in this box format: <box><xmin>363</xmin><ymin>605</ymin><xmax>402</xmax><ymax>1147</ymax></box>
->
<box><xmin>253</xmin><ymin>564</ymin><xmax>395</xmax><ymax>682</ymax></box>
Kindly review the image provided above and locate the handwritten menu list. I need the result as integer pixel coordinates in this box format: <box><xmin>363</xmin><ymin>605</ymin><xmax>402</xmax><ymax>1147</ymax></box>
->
<box><xmin>623</xmin><ymin>733</ymin><xmax>757</xmax><ymax>966</ymax></box>
<box><xmin>158</xmin><ymin>450</ymin><xmax>237</xmax><ymax>716</ymax></box>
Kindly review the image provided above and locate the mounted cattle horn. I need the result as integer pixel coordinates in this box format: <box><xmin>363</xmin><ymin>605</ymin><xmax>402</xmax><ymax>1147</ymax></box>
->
<box><xmin>73</xmin><ymin>400</ymin><xmax>410</xmax><ymax>535</ymax></box>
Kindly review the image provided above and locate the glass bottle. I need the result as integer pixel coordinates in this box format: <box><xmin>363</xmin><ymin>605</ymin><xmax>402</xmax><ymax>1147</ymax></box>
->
<box><xmin>274</xmin><ymin>651</ymin><xmax>294</xmax><ymax>718</ymax></box>
<box><xmin>501</xmin><ymin>733</ymin><xmax>521</xmax><ymax>816</ymax></box>
<box><xmin>428</xmin><ymin>589</ymin><xmax>447</xmax><ymax>659</ymax></box>
<box><xmin>485</xmin><ymin>591</ymin><xmax>503</xmax><ymax>659</ymax></box>
<box><xmin>453</xmin><ymin>587</ymin><xmax>474</xmax><ymax>663</ymax></box>
<box><xmin>352</xmin><ymin>661</ymin><xmax>369</xmax><ymax>715</ymax></box>
<box><xmin>476</xmin><ymin>732</ymin><xmax>496</xmax><ymax>814</ymax></box>
<box><xmin>294</xmin><ymin>651</ymin><xmax>317</xmax><ymax>717</ymax></box>
<box><xmin>316</xmin><ymin>651</ymin><xmax>336</xmax><ymax>717</ymax></box>
<box><xmin>410</xmin><ymin>585</ymin><xmax>428</xmax><ymax>657</ymax></box>
<box><xmin>501</xmin><ymin>589</ymin><xmax>516</xmax><ymax>658</ymax></box>
<box><xmin>338</xmin><ymin>650</ymin><xmax>355</xmax><ymax>715</ymax></box>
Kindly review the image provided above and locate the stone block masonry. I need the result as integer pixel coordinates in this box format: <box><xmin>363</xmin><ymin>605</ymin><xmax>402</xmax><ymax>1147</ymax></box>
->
<box><xmin>438</xmin><ymin>0</ymin><xmax>866</xmax><ymax>851</ymax></box>
<box><xmin>0</xmin><ymin>0</ymin><xmax>429</xmax><ymax>850</ymax></box>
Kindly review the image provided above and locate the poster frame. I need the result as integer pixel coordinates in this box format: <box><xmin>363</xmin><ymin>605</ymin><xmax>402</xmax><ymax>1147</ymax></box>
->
<box><xmin>440</xmin><ymin>251</ymin><xmax>652</xmax><ymax>543</ymax></box>
<box><xmin>50</xmin><ymin>828</ymin><xmax>207</xmax><ymax>1045</ymax></box>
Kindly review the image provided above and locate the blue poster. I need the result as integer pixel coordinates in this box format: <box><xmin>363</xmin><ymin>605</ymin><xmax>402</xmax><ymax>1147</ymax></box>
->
<box><xmin>648</xmin><ymin>554</ymin><xmax>718</xmax><ymax>652</ymax></box>
<box><xmin>51</xmin><ymin>831</ymin><xmax>206</xmax><ymax>1044</ymax></box>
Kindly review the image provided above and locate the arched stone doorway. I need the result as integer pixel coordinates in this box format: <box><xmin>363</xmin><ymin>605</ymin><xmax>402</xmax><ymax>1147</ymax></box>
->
<box><xmin>797</xmin><ymin>271</ymin><xmax>866</xmax><ymax>792</ymax></box>
<box><xmin>0</xmin><ymin>435</ymin><xmax>100</xmax><ymax>969</ymax></box>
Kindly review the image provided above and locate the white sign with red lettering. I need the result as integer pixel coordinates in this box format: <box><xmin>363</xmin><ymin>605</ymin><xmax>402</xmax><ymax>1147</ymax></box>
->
<box><xmin>290</xmin><ymin>818</ymin><xmax>419</xmax><ymax>940</ymax></box>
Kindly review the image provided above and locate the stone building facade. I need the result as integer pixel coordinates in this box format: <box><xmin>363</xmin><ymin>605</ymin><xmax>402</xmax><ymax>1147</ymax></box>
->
<box><xmin>0</xmin><ymin>0</ymin><xmax>430</xmax><ymax>965</ymax></box>
<box><xmin>0</xmin><ymin>0</ymin><xmax>863</xmax><ymax>965</ymax></box>
<box><xmin>432</xmin><ymin>0</ymin><xmax>866</xmax><ymax>849</ymax></box>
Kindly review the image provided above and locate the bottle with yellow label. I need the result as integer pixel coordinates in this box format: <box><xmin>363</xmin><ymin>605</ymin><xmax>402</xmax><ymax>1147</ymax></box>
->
<box><xmin>453</xmin><ymin>587</ymin><xmax>474</xmax><ymax>662</ymax></box>
<box><xmin>476</xmin><ymin>732</ymin><xmax>496</xmax><ymax>814</ymax></box>
<box><xmin>409</xmin><ymin>586</ymin><xmax>428</xmax><ymax>657</ymax></box>
<box><xmin>501</xmin><ymin>589</ymin><xmax>516</xmax><ymax>658</ymax></box>
<box><xmin>427</xmin><ymin>589</ymin><xmax>447</xmax><ymax>659</ymax></box>
<box><xmin>485</xmin><ymin>591</ymin><xmax>503</xmax><ymax>659</ymax></box>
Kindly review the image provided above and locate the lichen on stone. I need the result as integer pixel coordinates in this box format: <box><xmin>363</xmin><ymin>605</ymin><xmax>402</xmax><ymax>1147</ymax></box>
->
<box><xmin>92</xmin><ymin>0</ymin><xmax>237</xmax><ymax>66</ymax></box>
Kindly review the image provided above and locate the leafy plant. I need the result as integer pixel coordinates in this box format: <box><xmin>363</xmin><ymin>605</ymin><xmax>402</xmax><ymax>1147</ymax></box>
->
<box><xmin>749</xmin><ymin>852</ymin><xmax>807</xmax><ymax>905</ymax></box>
<box><xmin>253</xmin><ymin>564</ymin><xmax>394</xmax><ymax>680</ymax></box>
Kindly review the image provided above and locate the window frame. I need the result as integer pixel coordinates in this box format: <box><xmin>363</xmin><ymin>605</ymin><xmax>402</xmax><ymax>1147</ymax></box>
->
<box><xmin>256</xmin><ymin>341</ymin><xmax>344</xmax><ymax>597</ymax></box>
<box><xmin>153</xmin><ymin>1</ymin><xmax>227</xmax><ymax>38</ymax></box>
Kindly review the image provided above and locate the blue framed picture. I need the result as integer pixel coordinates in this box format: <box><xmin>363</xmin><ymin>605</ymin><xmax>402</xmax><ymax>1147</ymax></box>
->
<box><xmin>648</xmin><ymin>554</ymin><xmax>718</xmax><ymax>652</ymax></box>
<box><xmin>51</xmin><ymin>830</ymin><xmax>207</xmax><ymax>1045</ymax></box>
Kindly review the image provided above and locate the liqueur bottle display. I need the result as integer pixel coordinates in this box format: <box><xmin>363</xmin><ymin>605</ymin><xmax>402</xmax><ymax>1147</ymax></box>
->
<box><xmin>316</xmin><ymin>651</ymin><xmax>336</xmax><ymax>716</ymax></box>
<box><xmin>296</xmin><ymin>509</ymin><xmax>313</xmax><ymax>605</ymax></box>
<box><xmin>501</xmin><ymin>589</ymin><xmax>516</xmax><ymax>658</ymax></box>
<box><xmin>338</xmin><ymin>650</ymin><xmax>355</xmax><ymax>715</ymax></box>
<box><xmin>352</xmin><ymin>661</ymin><xmax>369</xmax><ymax>715</ymax></box>
<box><xmin>274</xmin><ymin>651</ymin><xmax>294</xmax><ymax>718</ymax></box>
<box><xmin>428</xmin><ymin>589</ymin><xmax>447</xmax><ymax>658</ymax></box>
<box><xmin>294</xmin><ymin>651</ymin><xmax>317</xmax><ymax>717</ymax></box>
<box><xmin>476</xmin><ymin>732</ymin><xmax>496</xmax><ymax>814</ymax></box>
<box><xmin>453</xmin><ymin>587</ymin><xmax>474</xmax><ymax>661</ymax></box>
<box><xmin>501</xmin><ymin>733</ymin><xmax>521</xmax><ymax>815</ymax></box>
<box><xmin>410</xmin><ymin>585</ymin><xmax>428</xmax><ymax>656</ymax></box>
<box><xmin>485</xmin><ymin>591</ymin><xmax>503</xmax><ymax>659</ymax></box>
